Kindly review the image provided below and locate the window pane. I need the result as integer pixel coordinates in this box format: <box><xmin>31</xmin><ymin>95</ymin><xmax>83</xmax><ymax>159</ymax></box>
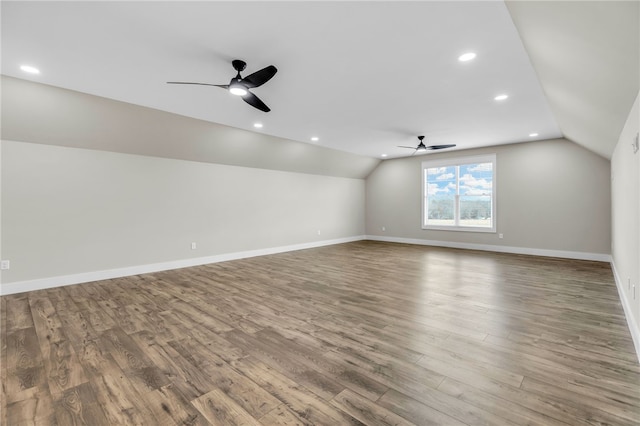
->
<box><xmin>459</xmin><ymin>162</ymin><xmax>493</xmax><ymax>196</ymax></box>
<box><xmin>425</xmin><ymin>166</ymin><xmax>456</xmax><ymax>226</ymax></box>
<box><xmin>459</xmin><ymin>195</ymin><xmax>492</xmax><ymax>227</ymax></box>
<box><xmin>423</xmin><ymin>156</ymin><xmax>495</xmax><ymax>232</ymax></box>
<box><xmin>458</xmin><ymin>162</ymin><xmax>493</xmax><ymax>228</ymax></box>
<box><xmin>426</xmin><ymin>196</ymin><xmax>455</xmax><ymax>226</ymax></box>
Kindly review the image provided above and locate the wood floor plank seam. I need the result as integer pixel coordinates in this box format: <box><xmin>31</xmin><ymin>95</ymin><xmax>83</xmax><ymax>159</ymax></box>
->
<box><xmin>2</xmin><ymin>241</ymin><xmax>638</xmax><ymax>425</ymax></box>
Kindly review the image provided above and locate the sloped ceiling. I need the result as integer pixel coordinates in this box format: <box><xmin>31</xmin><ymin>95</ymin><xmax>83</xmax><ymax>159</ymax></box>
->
<box><xmin>2</xmin><ymin>1</ymin><xmax>560</xmax><ymax>160</ymax></box>
<box><xmin>507</xmin><ymin>0</ymin><xmax>639</xmax><ymax>159</ymax></box>
<box><xmin>1</xmin><ymin>1</ymin><xmax>638</xmax><ymax>161</ymax></box>
<box><xmin>1</xmin><ymin>75</ymin><xmax>380</xmax><ymax>179</ymax></box>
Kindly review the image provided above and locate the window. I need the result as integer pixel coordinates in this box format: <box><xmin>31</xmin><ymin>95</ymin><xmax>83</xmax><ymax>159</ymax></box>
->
<box><xmin>422</xmin><ymin>154</ymin><xmax>496</xmax><ymax>232</ymax></box>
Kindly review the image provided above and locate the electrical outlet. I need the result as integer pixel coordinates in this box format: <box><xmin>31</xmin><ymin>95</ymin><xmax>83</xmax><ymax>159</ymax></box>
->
<box><xmin>317</xmin><ymin>230</ymin><xmax>321</xmax><ymax>236</ymax></box>
<box><xmin>191</xmin><ymin>242</ymin><xmax>197</xmax><ymax>250</ymax></box>
<box><xmin>498</xmin><ymin>233</ymin><xmax>504</xmax><ymax>239</ymax></box>
<box><xmin>1</xmin><ymin>260</ymin><xmax>10</xmax><ymax>270</ymax></box>
<box><xmin>382</xmin><ymin>226</ymin><xmax>386</xmax><ymax>232</ymax></box>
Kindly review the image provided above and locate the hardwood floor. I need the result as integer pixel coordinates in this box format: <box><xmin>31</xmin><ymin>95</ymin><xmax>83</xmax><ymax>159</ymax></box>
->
<box><xmin>2</xmin><ymin>241</ymin><xmax>639</xmax><ymax>425</ymax></box>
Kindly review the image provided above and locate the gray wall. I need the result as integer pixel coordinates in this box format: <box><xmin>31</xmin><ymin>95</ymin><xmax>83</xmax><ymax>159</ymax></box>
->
<box><xmin>0</xmin><ymin>77</ymin><xmax>373</xmax><ymax>289</ymax></box>
<box><xmin>0</xmin><ymin>76</ymin><xmax>616</xmax><ymax>293</ymax></box>
<box><xmin>611</xmin><ymin>90</ymin><xmax>639</xmax><ymax>351</ymax></box>
<box><xmin>1</xmin><ymin>76</ymin><xmax>380</xmax><ymax>179</ymax></box>
<box><xmin>1</xmin><ymin>140</ymin><xmax>365</xmax><ymax>284</ymax></box>
<box><xmin>366</xmin><ymin>138</ymin><xmax>611</xmax><ymax>257</ymax></box>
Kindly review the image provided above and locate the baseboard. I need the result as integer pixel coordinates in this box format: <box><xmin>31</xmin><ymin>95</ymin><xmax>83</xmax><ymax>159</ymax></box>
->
<box><xmin>610</xmin><ymin>260</ymin><xmax>640</xmax><ymax>364</ymax></box>
<box><xmin>365</xmin><ymin>235</ymin><xmax>611</xmax><ymax>262</ymax></box>
<box><xmin>0</xmin><ymin>235</ymin><xmax>366</xmax><ymax>296</ymax></box>
<box><xmin>5</xmin><ymin>233</ymin><xmax>633</xmax><ymax>362</ymax></box>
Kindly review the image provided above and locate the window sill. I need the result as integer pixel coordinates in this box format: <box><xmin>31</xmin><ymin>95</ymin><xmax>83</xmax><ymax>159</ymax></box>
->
<box><xmin>422</xmin><ymin>225</ymin><xmax>496</xmax><ymax>233</ymax></box>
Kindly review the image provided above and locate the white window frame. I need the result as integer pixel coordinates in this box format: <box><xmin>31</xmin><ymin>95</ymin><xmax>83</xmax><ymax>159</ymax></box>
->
<box><xmin>422</xmin><ymin>154</ymin><xmax>496</xmax><ymax>233</ymax></box>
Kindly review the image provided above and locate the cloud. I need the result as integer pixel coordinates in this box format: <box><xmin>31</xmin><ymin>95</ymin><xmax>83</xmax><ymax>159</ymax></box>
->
<box><xmin>467</xmin><ymin>163</ymin><xmax>492</xmax><ymax>172</ymax></box>
<box><xmin>427</xmin><ymin>167</ymin><xmax>447</xmax><ymax>175</ymax></box>
<box><xmin>436</xmin><ymin>173</ymin><xmax>455</xmax><ymax>181</ymax></box>
<box><xmin>426</xmin><ymin>183</ymin><xmax>440</xmax><ymax>195</ymax></box>
<box><xmin>460</xmin><ymin>173</ymin><xmax>492</xmax><ymax>189</ymax></box>
<box><xmin>459</xmin><ymin>173</ymin><xmax>492</xmax><ymax>195</ymax></box>
<box><xmin>427</xmin><ymin>183</ymin><xmax>453</xmax><ymax>195</ymax></box>
<box><xmin>427</xmin><ymin>164</ymin><xmax>493</xmax><ymax>196</ymax></box>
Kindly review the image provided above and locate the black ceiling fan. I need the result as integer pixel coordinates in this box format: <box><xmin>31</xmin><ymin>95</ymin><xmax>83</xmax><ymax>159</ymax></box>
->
<box><xmin>398</xmin><ymin>136</ymin><xmax>456</xmax><ymax>155</ymax></box>
<box><xmin>167</xmin><ymin>59</ymin><xmax>277</xmax><ymax>112</ymax></box>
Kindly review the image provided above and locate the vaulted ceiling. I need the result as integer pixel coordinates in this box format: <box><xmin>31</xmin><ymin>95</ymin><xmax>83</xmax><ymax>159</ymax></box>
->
<box><xmin>506</xmin><ymin>0</ymin><xmax>639</xmax><ymax>159</ymax></box>
<box><xmin>1</xmin><ymin>1</ymin><xmax>638</xmax><ymax>160</ymax></box>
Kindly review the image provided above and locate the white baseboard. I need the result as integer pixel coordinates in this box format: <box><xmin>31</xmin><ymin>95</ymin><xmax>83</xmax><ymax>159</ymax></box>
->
<box><xmin>0</xmin><ymin>235</ymin><xmax>366</xmax><ymax>296</ymax></box>
<box><xmin>610</xmin><ymin>260</ymin><xmax>640</xmax><ymax>364</ymax></box>
<box><xmin>5</xmin><ymin>233</ymin><xmax>634</xmax><ymax>363</ymax></box>
<box><xmin>365</xmin><ymin>235</ymin><xmax>611</xmax><ymax>262</ymax></box>
<box><xmin>2</xmin><ymin>235</ymin><xmax>612</xmax><ymax>296</ymax></box>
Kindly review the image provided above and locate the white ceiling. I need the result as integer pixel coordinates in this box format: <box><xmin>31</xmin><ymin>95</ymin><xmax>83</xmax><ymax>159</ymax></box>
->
<box><xmin>506</xmin><ymin>0</ymin><xmax>639</xmax><ymax>159</ymax></box>
<box><xmin>1</xmin><ymin>1</ymin><xmax>637</xmax><ymax>160</ymax></box>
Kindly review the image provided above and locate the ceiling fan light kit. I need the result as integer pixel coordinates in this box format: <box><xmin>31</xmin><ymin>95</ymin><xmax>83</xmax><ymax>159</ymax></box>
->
<box><xmin>229</xmin><ymin>83</ymin><xmax>248</xmax><ymax>96</ymax></box>
<box><xmin>167</xmin><ymin>59</ymin><xmax>277</xmax><ymax>112</ymax></box>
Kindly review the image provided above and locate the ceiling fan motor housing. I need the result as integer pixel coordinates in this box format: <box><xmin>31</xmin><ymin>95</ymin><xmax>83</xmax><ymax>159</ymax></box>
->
<box><xmin>232</xmin><ymin>59</ymin><xmax>247</xmax><ymax>72</ymax></box>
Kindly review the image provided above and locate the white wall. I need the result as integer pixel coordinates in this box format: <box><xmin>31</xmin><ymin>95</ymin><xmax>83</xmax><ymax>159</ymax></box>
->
<box><xmin>366</xmin><ymin>138</ymin><xmax>611</xmax><ymax>259</ymax></box>
<box><xmin>611</xmin><ymin>90</ymin><xmax>640</xmax><ymax>356</ymax></box>
<box><xmin>1</xmin><ymin>140</ymin><xmax>365</xmax><ymax>292</ymax></box>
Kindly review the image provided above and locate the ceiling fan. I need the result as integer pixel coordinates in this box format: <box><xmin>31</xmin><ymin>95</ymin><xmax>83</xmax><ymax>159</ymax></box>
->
<box><xmin>398</xmin><ymin>136</ymin><xmax>456</xmax><ymax>155</ymax></box>
<box><xmin>167</xmin><ymin>59</ymin><xmax>277</xmax><ymax>112</ymax></box>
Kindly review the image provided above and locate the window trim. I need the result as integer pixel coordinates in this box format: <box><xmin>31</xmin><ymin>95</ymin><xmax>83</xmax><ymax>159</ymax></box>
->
<box><xmin>421</xmin><ymin>154</ymin><xmax>496</xmax><ymax>233</ymax></box>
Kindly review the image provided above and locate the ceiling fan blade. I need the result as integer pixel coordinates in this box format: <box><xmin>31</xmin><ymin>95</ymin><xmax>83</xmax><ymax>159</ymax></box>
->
<box><xmin>167</xmin><ymin>82</ymin><xmax>229</xmax><ymax>89</ymax></box>
<box><xmin>242</xmin><ymin>91</ymin><xmax>271</xmax><ymax>112</ymax></box>
<box><xmin>426</xmin><ymin>144</ymin><xmax>456</xmax><ymax>150</ymax></box>
<box><xmin>398</xmin><ymin>146</ymin><xmax>417</xmax><ymax>149</ymax></box>
<box><xmin>242</xmin><ymin>65</ymin><xmax>277</xmax><ymax>88</ymax></box>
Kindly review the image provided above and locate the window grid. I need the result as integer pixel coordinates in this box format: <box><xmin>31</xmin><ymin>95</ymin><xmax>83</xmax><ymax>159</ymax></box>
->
<box><xmin>422</xmin><ymin>154</ymin><xmax>496</xmax><ymax>233</ymax></box>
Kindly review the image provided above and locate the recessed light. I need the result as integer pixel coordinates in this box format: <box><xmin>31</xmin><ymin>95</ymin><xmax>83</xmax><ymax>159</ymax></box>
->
<box><xmin>529</xmin><ymin>133</ymin><xmax>539</xmax><ymax>137</ymax></box>
<box><xmin>458</xmin><ymin>52</ymin><xmax>476</xmax><ymax>62</ymax></box>
<box><xmin>253</xmin><ymin>123</ymin><xmax>263</xmax><ymax>128</ymax></box>
<box><xmin>494</xmin><ymin>94</ymin><xmax>509</xmax><ymax>101</ymax></box>
<box><xmin>20</xmin><ymin>65</ymin><xmax>40</xmax><ymax>74</ymax></box>
<box><xmin>311</xmin><ymin>137</ymin><xmax>319</xmax><ymax>142</ymax></box>
<box><xmin>381</xmin><ymin>154</ymin><xmax>388</xmax><ymax>158</ymax></box>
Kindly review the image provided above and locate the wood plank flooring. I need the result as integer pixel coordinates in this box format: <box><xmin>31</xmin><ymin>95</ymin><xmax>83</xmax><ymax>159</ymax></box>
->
<box><xmin>2</xmin><ymin>241</ymin><xmax>639</xmax><ymax>425</ymax></box>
